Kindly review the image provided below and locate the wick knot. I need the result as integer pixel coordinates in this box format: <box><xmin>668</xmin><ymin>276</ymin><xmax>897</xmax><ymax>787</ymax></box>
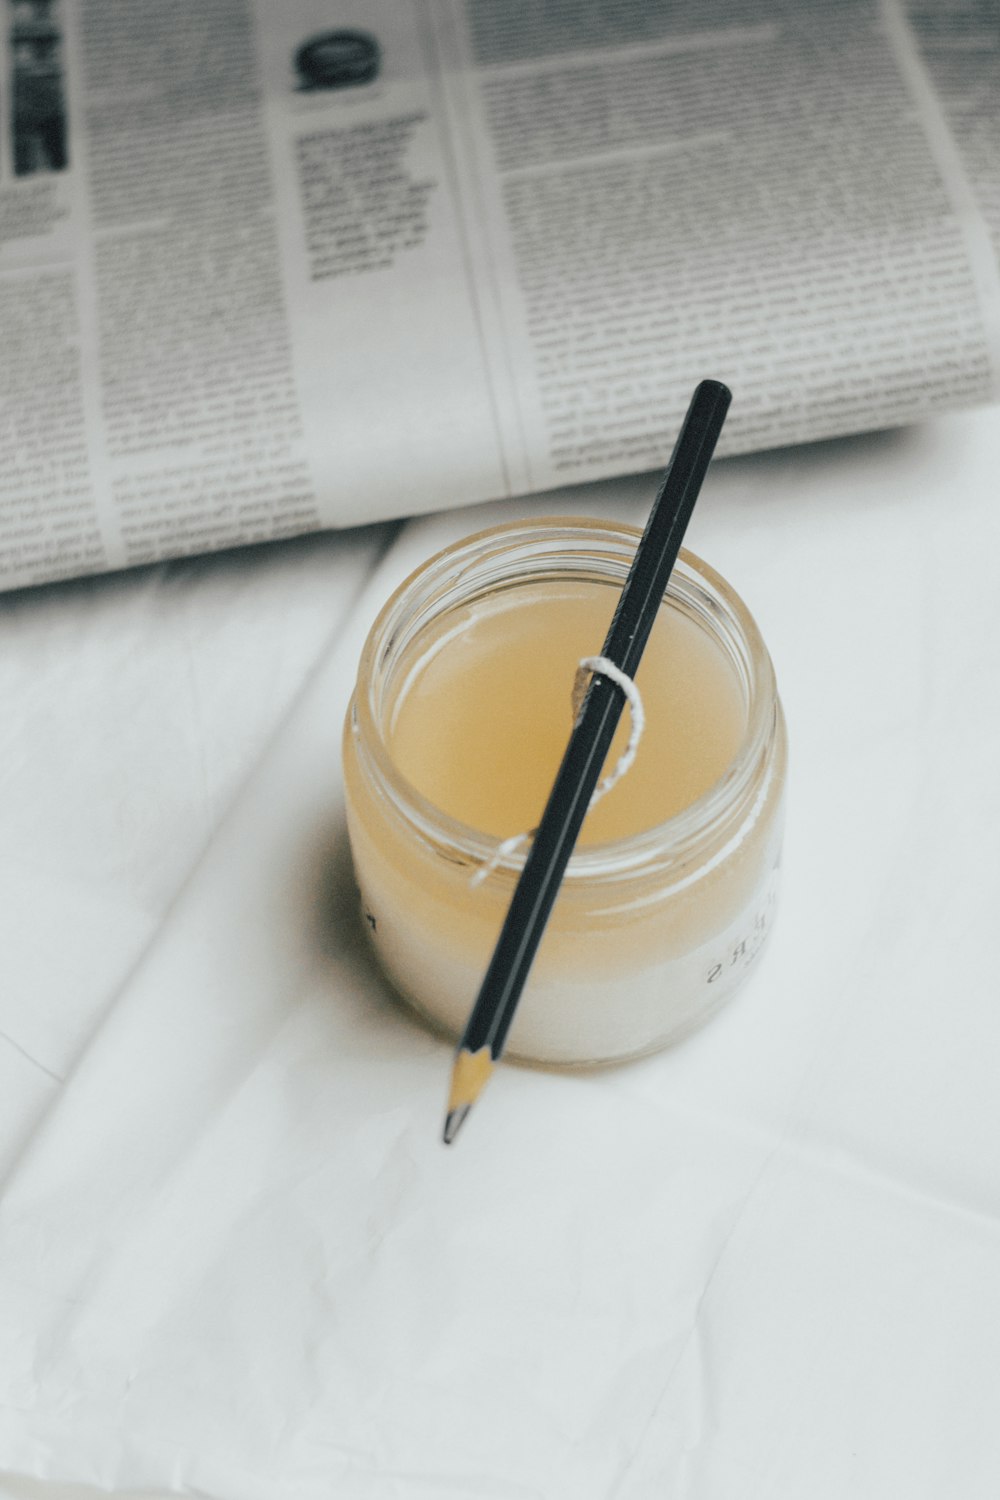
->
<box><xmin>470</xmin><ymin>655</ymin><xmax>645</xmax><ymax>888</ymax></box>
<box><xmin>572</xmin><ymin>656</ymin><xmax>645</xmax><ymax>805</ymax></box>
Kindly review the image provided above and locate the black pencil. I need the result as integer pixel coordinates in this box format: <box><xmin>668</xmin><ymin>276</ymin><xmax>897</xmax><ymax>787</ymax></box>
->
<box><xmin>443</xmin><ymin>379</ymin><xmax>733</xmax><ymax>1144</ymax></box>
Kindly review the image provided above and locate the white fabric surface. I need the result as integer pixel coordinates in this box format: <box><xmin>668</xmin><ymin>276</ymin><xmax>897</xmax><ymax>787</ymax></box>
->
<box><xmin>1</xmin><ymin>407</ymin><xmax>999</xmax><ymax>1497</ymax></box>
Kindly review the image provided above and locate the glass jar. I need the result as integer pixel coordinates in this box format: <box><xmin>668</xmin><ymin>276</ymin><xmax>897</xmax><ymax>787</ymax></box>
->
<box><xmin>342</xmin><ymin>518</ymin><xmax>787</xmax><ymax>1066</ymax></box>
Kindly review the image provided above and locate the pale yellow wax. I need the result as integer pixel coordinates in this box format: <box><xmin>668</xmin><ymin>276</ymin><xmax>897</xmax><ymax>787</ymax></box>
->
<box><xmin>386</xmin><ymin>580</ymin><xmax>746</xmax><ymax>847</ymax></box>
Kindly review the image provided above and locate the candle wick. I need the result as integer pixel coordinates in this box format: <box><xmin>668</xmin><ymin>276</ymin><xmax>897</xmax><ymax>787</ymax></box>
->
<box><xmin>469</xmin><ymin>830</ymin><xmax>532</xmax><ymax>891</ymax></box>
<box><xmin>572</xmin><ymin>656</ymin><xmax>646</xmax><ymax>805</ymax></box>
<box><xmin>469</xmin><ymin>656</ymin><xmax>645</xmax><ymax>890</ymax></box>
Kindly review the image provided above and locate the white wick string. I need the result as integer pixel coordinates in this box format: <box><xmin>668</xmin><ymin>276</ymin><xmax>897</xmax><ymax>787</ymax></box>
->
<box><xmin>470</xmin><ymin>655</ymin><xmax>645</xmax><ymax>889</ymax></box>
<box><xmin>572</xmin><ymin>656</ymin><xmax>645</xmax><ymax>802</ymax></box>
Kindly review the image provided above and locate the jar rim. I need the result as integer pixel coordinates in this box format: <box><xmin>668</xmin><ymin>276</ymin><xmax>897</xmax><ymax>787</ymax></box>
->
<box><xmin>353</xmin><ymin>516</ymin><xmax>780</xmax><ymax>885</ymax></box>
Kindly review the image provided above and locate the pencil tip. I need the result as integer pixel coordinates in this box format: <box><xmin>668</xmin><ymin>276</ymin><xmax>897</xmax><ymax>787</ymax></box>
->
<box><xmin>442</xmin><ymin>1104</ymin><xmax>471</xmax><ymax>1145</ymax></box>
<box><xmin>443</xmin><ymin>1044</ymin><xmax>494</xmax><ymax>1145</ymax></box>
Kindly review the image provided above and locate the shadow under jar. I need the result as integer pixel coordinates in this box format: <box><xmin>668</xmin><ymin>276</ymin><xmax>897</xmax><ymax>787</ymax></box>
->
<box><xmin>342</xmin><ymin>518</ymin><xmax>787</xmax><ymax>1067</ymax></box>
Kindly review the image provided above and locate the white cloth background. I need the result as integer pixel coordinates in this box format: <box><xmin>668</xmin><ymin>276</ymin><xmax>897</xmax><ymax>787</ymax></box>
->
<box><xmin>1</xmin><ymin>406</ymin><xmax>999</xmax><ymax>1497</ymax></box>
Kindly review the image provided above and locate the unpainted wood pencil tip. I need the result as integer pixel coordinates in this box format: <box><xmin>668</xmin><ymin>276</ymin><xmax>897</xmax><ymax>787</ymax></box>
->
<box><xmin>442</xmin><ymin>1045</ymin><xmax>494</xmax><ymax>1145</ymax></box>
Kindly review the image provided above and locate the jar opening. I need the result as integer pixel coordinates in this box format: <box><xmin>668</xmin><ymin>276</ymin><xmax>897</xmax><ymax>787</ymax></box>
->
<box><xmin>353</xmin><ymin>518</ymin><xmax>779</xmax><ymax>886</ymax></box>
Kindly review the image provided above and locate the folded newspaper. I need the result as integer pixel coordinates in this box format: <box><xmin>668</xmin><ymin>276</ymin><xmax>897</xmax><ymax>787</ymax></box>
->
<box><xmin>1</xmin><ymin>0</ymin><xmax>998</xmax><ymax>593</ymax></box>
